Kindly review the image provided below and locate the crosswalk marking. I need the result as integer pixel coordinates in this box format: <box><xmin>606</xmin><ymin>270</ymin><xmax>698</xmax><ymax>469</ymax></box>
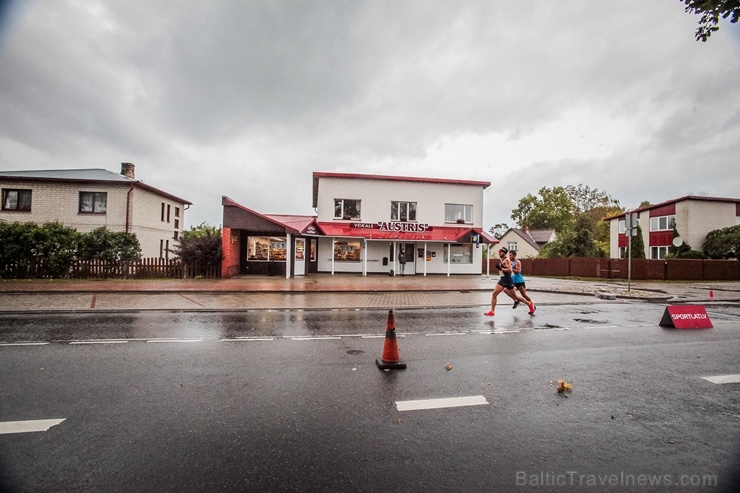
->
<box><xmin>0</xmin><ymin>419</ymin><xmax>65</xmax><ymax>435</ymax></box>
<box><xmin>396</xmin><ymin>395</ymin><xmax>489</xmax><ymax>412</ymax></box>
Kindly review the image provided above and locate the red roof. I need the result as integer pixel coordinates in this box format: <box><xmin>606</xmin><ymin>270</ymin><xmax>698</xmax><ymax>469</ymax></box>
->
<box><xmin>317</xmin><ymin>223</ymin><xmax>494</xmax><ymax>243</ymax></box>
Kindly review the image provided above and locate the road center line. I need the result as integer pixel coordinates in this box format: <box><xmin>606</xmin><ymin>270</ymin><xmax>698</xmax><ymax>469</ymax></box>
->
<box><xmin>69</xmin><ymin>340</ymin><xmax>128</xmax><ymax>345</ymax></box>
<box><xmin>0</xmin><ymin>342</ymin><xmax>49</xmax><ymax>346</ymax></box>
<box><xmin>146</xmin><ymin>339</ymin><xmax>203</xmax><ymax>343</ymax></box>
<box><xmin>425</xmin><ymin>332</ymin><xmax>467</xmax><ymax>337</ymax></box>
<box><xmin>0</xmin><ymin>419</ymin><xmax>65</xmax><ymax>435</ymax></box>
<box><xmin>291</xmin><ymin>336</ymin><xmax>342</xmax><ymax>341</ymax></box>
<box><xmin>396</xmin><ymin>395</ymin><xmax>489</xmax><ymax>412</ymax></box>
<box><xmin>220</xmin><ymin>338</ymin><xmax>273</xmax><ymax>342</ymax></box>
<box><xmin>701</xmin><ymin>374</ymin><xmax>740</xmax><ymax>384</ymax></box>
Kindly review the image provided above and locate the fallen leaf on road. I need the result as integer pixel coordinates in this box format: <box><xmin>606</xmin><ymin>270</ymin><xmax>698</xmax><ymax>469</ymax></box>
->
<box><xmin>446</xmin><ymin>362</ymin><xmax>452</xmax><ymax>371</ymax></box>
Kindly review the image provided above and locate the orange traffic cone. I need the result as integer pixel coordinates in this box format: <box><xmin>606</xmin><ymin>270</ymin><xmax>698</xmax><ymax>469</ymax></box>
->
<box><xmin>376</xmin><ymin>309</ymin><xmax>407</xmax><ymax>370</ymax></box>
<box><xmin>709</xmin><ymin>290</ymin><xmax>715</xmax><ymax>301</ymax></box>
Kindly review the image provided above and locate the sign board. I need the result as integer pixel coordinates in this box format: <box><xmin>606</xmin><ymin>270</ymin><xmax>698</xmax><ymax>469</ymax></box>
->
<box><xmin>659</xmin><ymin>305</ymin><xmax>713</xmax><ymax>329</ymax></box>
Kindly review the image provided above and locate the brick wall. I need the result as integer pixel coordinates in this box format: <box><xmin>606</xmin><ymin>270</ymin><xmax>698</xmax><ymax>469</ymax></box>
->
<box><xmin>221</xmin><ymin>227</ymin><xmax>240</xmax><ymax>278</ymax></box>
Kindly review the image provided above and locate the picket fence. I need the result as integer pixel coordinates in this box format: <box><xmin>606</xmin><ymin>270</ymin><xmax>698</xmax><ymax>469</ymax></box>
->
<box><xmin>1</xmin><ymin>258</ymin><xmax>220</xmax><ymax>280</ymax></box>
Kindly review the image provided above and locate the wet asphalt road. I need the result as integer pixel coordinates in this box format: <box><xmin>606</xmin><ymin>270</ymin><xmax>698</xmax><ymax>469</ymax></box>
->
<box><xmin>1</xmin><ymin>303</ymin><xmax>739</xmax><ymax>492</ymax></box>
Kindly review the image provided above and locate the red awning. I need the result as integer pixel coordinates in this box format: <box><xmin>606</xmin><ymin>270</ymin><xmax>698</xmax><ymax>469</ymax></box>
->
<box><xmin>317</xmin><ymin>223</ymin><xmax>478</xmax><ymax>242</ymax></box>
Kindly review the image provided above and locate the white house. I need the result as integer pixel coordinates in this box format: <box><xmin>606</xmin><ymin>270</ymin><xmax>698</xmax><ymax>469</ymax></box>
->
<box><xmin>313</xmin><ymin>172</ymin><xmax>495</xmax><ymax>276</ymax></box>
<box><xmin>606</xmin><ymin>195</ymin><xmax>740</xmax><ymax>259</ymax></box>
<box><xmin>0</xmin><ymin>163</ymin><xmax>191</xmax><ymax>258</ymax></box>
<box><xmin>497</xmin><ymin>227</ymin><xmax>556</xmax><ymax>258</ymax></box>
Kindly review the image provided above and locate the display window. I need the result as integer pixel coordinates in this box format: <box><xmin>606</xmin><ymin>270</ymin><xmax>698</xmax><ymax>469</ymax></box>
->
<box><xmin>248</xmin><ymin>236</ymin><xmax>287</xmax><ymax>261</ymax></box>
<box><xmin>334</xmin><ymin>240</ymin><xmax>362</xmax><ymax>262</ymax></box>
<box><xmin>443</xmin><ymin>243</ymin><xmax>472</xmax><ymax>263</ymax></box>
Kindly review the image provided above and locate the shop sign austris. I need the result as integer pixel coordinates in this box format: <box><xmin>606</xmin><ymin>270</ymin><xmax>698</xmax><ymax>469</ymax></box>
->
<box><xmin>351</xmin><ymin>222</ymin><xmax>432</xmax><ymax>232</ymax></box>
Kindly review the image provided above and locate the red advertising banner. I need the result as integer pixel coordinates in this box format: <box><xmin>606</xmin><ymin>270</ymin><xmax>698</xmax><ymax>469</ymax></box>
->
<box><xmin>659</xmin><ymin>305</ymin><xmax>713</xmax><ymax>329</ymax></box>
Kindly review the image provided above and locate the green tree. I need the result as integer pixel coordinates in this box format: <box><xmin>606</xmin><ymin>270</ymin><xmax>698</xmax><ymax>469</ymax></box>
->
<box><xmin>0</xmin><ymin>221</ymin><xmax>80</xmax><ymax>277</ymax></box>
<box><xmin>538</xmin><ymin>214</ymin><xmax>603</xmax><ymax>258</ymax></box>
<box><xmin>488</xmin><ymin>223</ymin><xmax>510</xmax><ymax>240</ymax></box>
<box><xmin>511</xmin><ymin>186</ymin><xmax>575</xmax><ymax>232</ymax></box>
<box><xmin>78</xmin><ymin>227</ymin><xmax>142</xmax><ymax>262</ymax></box>
<box><xmin>629</xmin><ymin>224</ymin><xmax>646</xmax><ymax>259</ymax></box>
<box><xmin>703</xmin><ymin>224</ymin><xmax>740</xmax><ymax>258</ymax></box>
<box><xmin>171</xmin><ymin>223</ymin><xmax>222</xmax><ymax>267</ymax></box>
<box><xmin>681</xmin><ymin>0</ymin><xmax>740</xmax><ymax>41</ymax></box>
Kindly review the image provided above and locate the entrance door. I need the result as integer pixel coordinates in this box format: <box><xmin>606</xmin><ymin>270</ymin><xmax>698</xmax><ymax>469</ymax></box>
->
<box><xmin>400</xmin><ymin>242</ymin><xmax>415</xmax><ymax>275</ymax></box>
<box><xmin>294</xmin><ymin>238</ymin><xmax>306</xmax><ymax>276</ymax></box>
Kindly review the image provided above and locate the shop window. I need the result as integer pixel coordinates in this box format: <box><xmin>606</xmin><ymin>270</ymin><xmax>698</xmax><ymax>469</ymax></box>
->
<box><xmin>248</xmin><ymin>236</ymin><xmax>287</xmax><ymax>261</ymax></box>
<box><xmin>2</xmin><ymin>189</ymin><xmax>32</xmax><ymax>211</ymax></box>
<box><xmin>444</xmin><ymin>203</ymin><xmax>472</xmax><ymax>224</ymax></box>
<box><xmin>334</xmin><ymin>199</ymin><xmax>361</xmax><ymax>220</ymax></box>
<box><xmin>79</xmin><ymin>192</ymin><xmax>107</xmax><ymax>214</ymax></box>
<box><xmin>310</xmin><ymin>239</ymin><xmax>317</xmax><ymax>261</ymax></box>
<box><xmin>391</xmin><ymin>201</ymin><xmax>417</xmax><ymax>221</ymax></box>
<box><xmin>650</xmin><ymin>215</ymin><xmax>675</xmax><ymax>231</ymax></box>
<box><xmin>334</xmin><ymin>240</ymin><xmax>362</xmax><ymax>262</ymax></box>
<box><xmin>443</xmin><ymin>243</ymin><xmax>472</xmax><ymax>263</ymax></box>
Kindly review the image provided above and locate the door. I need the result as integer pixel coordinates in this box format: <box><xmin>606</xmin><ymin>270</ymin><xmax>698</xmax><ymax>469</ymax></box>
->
<box><xmin>400</xmin><ymin>242</ymin><xmax>415</xmax><ymax>275</ymax></box>
<box><xmin>294</xmin><ymin>238</ymin><xmax>306</xmax><ymax>276</ymax></box>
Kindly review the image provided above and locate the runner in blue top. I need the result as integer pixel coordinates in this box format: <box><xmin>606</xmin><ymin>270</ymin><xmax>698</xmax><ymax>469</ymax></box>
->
<box><xmin>509</xmin><ymin>250</ymin><xmax>535</xmax><ymax>314</ymax></box>
<box><xmin>484</xmin><ymin>247</ymin><xmax>529</xmax><ymax>317</ymax></box>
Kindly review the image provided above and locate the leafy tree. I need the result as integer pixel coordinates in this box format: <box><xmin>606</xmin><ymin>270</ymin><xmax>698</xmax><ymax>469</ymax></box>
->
<box><xmin>510</xmin><ymin>186</ymin><xmax>575</xmax><ymax>232</ymax></box>
<box><xmin>703</xmin><ymin>224</ymin><xmax>740</xmax><ymax>258</ymax></box>
<box><xmin>638</xmin><ymin>201</ymin><xmax>652</xmax><ymax>209</ymax></box>
<box><xmin>681</xmin><ymin>0</ymin><xmax>740</xmax><ymax>41</ymax></box>
<box><xmin>78</xmin><ymin>227</ymin><xmax>141</xmax><ymax>262</ymax></box>
<box><xmin>171</xmin><ymin>223</ymin><xmax>222</xmax><ymax>267</ymax></box>
<box><xmin>0</xmin><ymin>221</ymin><xmax>80</xmax><ymax>277</ymax></box>
<box><xmin>488</xmin><ymin>223</ymin><xmax>510</xmax><ymax>240</ymax></box>
<box><xmin>538</xmin><ymin>214</ymin><xmax>603</xmax><ymax>258</ymax></box>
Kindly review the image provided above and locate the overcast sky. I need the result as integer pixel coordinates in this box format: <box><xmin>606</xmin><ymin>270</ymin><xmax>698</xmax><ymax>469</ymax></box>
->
<box><xmin>1</xmin><ymin>0</ymin><xmax>738</xmax><ymax>230</ymax></box>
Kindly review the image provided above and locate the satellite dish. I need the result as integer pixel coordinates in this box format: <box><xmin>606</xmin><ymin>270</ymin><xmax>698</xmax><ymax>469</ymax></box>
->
<box><xmin>672</xmin><ymin>237</ymin><xmax>683</xmax><ymax>247</ymax></box>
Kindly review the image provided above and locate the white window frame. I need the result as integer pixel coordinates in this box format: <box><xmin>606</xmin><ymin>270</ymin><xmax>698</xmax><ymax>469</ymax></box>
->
<box><xmin>651</xmin><ymin>246</ymin><xmax>669</xmax><ymax>259</ymax></box>
<box><xmin>444</xmin><ymin>204</ymin><xmax>473</xmax><ymax>224</ymax></box>
<box><xmin>334</xmin><ymin>199</ymin><xmax>361</xmax><ymax>220</ymax></box>
<box><xmin>618</xmin><ymin>220</ymin><xmax>626</xmax><ymax>234</ymax></box>
<box><xmin>649</xmin><ymin>215</ymin><xmax>676</xmax><ymax>232</ymax></box>
<box><xmin>507</xmin><ymin>241</ymin><xmax>518</xmax><ymax>251</ymax></box>
<box><xmin>391</xmin><ymin>201</ymin><xmax>417</xmax><ymax>221</ymax></box>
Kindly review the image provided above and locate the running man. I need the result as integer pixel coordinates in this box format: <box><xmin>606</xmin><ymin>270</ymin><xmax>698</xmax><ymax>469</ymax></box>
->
<box><xmin>484</xmin><ymin>247</ymin><xmax>530</xmax><ymax>317</ymax></box>
<box><xmin>509</xmin><ymin>250</ymin><xmax>535</xmax><ymax>314</ymax></box>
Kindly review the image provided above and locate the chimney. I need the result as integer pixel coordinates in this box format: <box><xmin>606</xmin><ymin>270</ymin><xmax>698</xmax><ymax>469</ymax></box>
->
<box><xmin>121</xmin><ymin>163</ymin><xmax>136</xmax><ymax>179</ymax></box>
<box><xmin>523</xmin><ymin>226</ymin><xmax>529</xmax><ymax>234</ymax></box>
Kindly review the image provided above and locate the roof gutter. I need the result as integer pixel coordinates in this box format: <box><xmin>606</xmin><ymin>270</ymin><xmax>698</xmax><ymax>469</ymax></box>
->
<box><xmin>125</xmin><ymin>184</ymin><xmax>134</xmax><ymax>233</ymax></box>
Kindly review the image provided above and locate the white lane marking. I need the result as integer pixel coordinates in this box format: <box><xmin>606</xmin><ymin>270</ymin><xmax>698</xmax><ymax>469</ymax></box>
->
<box><xmin>425</xmin><ymin>332</ymin><xmax>467</xmax><ymax>337</ymax></box>
<box><xmin>69</xmin><ymin>340</ymin><xmax>128</xmax><ymax>345</ymax></box>
<box><xmin>291</xmin><ymin>336</ymin><xmax>342</xmax><ymax>341</ymax></box>
<box><xmin>396</xmin><ymin>395</ymin><xmax>489</xmax><ymax>412</ymax></box>
<box><xmin>361</xmin><ymin>335</ymin><xmax>386</xmax><ymax>339</ymax></box>
<box><xmin>220</xmin><ymin>338</ymin><xmax>273</xmax><ymax>342</ymax></box>
<box><xmin>477</xmin><ymin>330</ymin><xmax>521</xmax><ymax>335</ymax></box>
<box><xmin>701</xmin><ymin>374</ymin><xmax>740</xmax><ymax>384</ymax></box>
<box><xmin>0</xmin><ymin>419</ymin><xmax>65</xmax><ymax>435</ymax></box>
<box><xmin>0</xmin><ymin>342</ymin><xmax>49</xmax><ymax>346</ymax></box>
<box><xmin>146</xmin><ymin>339</ymin><xmax>203</xmax><ymax>343</ymax></box>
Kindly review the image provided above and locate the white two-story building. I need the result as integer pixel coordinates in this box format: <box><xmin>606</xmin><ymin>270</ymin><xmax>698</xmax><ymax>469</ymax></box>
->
<box><xmin>221</xmin><ymin>171</ymin><xmax>496</xmax><ymax>277</ymax></box>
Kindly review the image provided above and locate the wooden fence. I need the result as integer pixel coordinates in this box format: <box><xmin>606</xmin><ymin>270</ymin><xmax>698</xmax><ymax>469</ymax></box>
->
<box><xmin>1</xmin><ymin>258</ymin><xmax>221</xmax><ymax>280</ymax></box>
<box><xmin>484</xmin><ymin>257</ymin><xmax>740</xmax><ymax>281</ymax></box>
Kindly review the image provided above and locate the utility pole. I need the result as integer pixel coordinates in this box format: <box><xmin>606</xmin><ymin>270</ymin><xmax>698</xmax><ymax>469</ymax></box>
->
<box><xmin>624</xmin><ymin>212</ymin><xmax>638</xmax><ymax>292</ymax></box>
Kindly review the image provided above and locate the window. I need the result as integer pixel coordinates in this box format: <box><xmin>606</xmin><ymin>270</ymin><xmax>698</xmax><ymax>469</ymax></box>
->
<box><xmin>618</xmin><ymin>220</ymin><xmax>626</xmax><ymax>234</ymax></box>
<box><xmin>334</xmin><ymin>199</ymin><xmax>361</xmax><ymax>220</ymax></box>
<box><xmin>507</xmin><ymin>242</ymin><xmax>518</xmax><ymax>251</ymax></box>
<box><xmin>167</xmin><ymin>204</ymin><xmax>171</xmax><ymax>223</ymax></box>
<box><xmin>334</xmin><ymin>240</ymin><xmax>362</xmax><ymax>262</ymax></box>
<box><xmin>173</xmin><ymin>230</ymin><xmax>179</xmax><ymax>240</ymax></box>
<box><xmin>445</xmin><ymin>204</ymin><xmax>473</xmax><ymax>223</ymax></box>
<box><xmin>391</xmin><ymin>201</ymin><xmax>417</xmax><ymax>221</ymax></box>
<box><xmin>174</xmin><ymin>219</ymin><xmax>180</xmax><ymax>229</ymax></box>
<box><xmin>2</xmin><ymin>189</ymin><xmax>32</xmax><ymax>211</ymax></box>
<box><xmin>161</xmin><ymin>203</ymin><xmax>166</xmax><ymax>222</ymax></box>
<box><xmin>619</xmin><ymin>246</ymin><xmax>628</xmax><ymax>259</ymax></box>
<box><xmin>79</xmin><ymin>192</ymin><xmax>107</xmax><ymax>214</ymax></box>
<box><xmin>651</xmin><ymin>246</ymin><xmax>668</xmax><ymax>259</ymax></box>
<box><xmin>650</xmin><ymin>215</ymin><xmax>675</xmax><ymax>231</ymax></box>
<box><xmin>175</xmin><ymin>207</ymin><xmax>180</xmax><ymax>218</ymax></box>
<box><xmin>248</xmin><ymin>236</ymin><xmax>287</xmax><ymax>261</ymax></box>
<box><xmin>443</xmin><ymin>243</ymin><xmax>473</xmax><ymax>264</ymax></box>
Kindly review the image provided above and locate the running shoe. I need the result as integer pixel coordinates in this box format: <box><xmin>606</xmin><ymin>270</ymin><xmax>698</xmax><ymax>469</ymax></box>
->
<box><xmin>483</xmin><ymin>310</ymin><xmax>495</xmax><ymax>317</ymax></box>
<box><xmin>528</xmin><ymin>302</ymin><xmax>536</xmax><ymax>314</ymax></box>
<box><xmin>513</xmin><ymin>301</ymin><xmax>520</xmax><ymax>309</ymax></box>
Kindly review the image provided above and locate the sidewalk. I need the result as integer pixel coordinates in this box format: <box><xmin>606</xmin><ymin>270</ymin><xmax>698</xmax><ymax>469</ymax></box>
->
<box><xmin>1</xmin><ymin>274</ymin><xmax>739</xmax><ymax>313</ymax></box>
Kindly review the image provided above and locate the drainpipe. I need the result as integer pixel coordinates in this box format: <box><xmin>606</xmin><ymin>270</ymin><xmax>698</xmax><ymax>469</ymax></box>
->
<box><xmin>125</xmin><ymin>184</ymin><xmax>134</xmax><ymax>233</ymax></box>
